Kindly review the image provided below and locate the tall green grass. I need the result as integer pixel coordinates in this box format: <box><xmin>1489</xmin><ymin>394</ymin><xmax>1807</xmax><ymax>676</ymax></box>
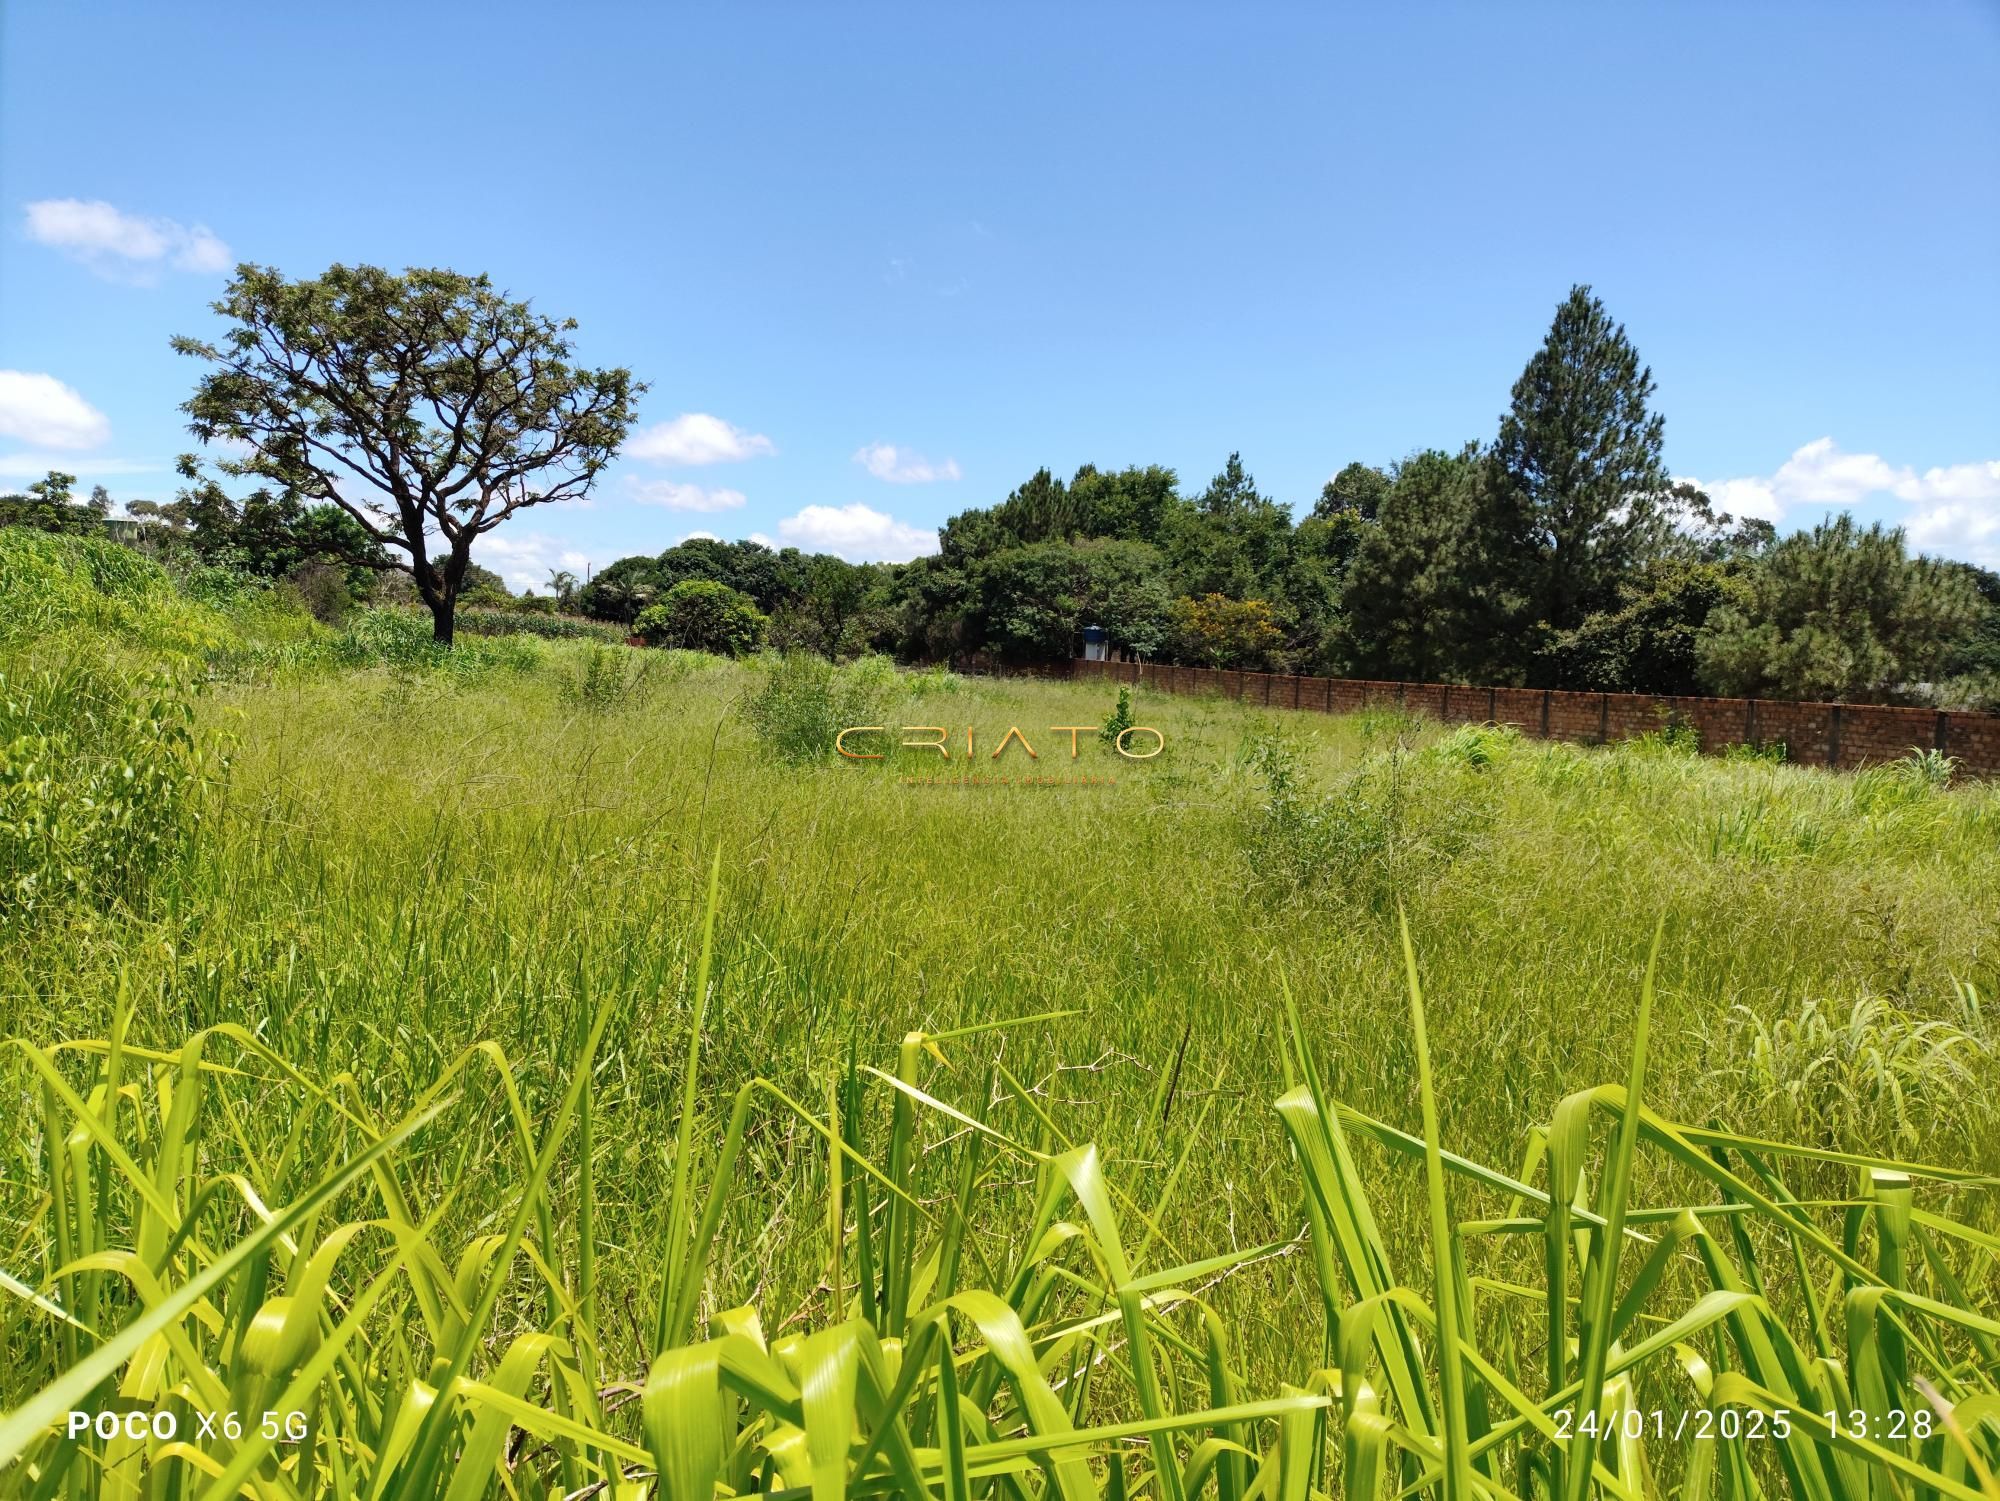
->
<box><xmin>2</xmin><ymin>537</ymin><xmax>1997</xmax><ymax>1493</ymax></box>
<box><xmin>3</xmin><ymin>871</ymin><xmax>1996</xmax><ymax>1496</ymax></box>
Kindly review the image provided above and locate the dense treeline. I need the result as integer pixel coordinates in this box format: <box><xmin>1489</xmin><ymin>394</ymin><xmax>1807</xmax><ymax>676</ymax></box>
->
<box><xmin>8</xmin><ymin>282</ymin><xmax>1996</xmax><ymax>706</ymax></box>
<box><xmin>573</xmin><ymin>285</ymin><xmax>2000</xmax><ymax>706</ymax></box>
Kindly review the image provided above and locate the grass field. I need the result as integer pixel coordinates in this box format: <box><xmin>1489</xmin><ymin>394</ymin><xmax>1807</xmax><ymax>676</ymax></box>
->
<box><xmin>4</xmin><ymin>535</ymin><xmax>1999</xmax><ymax>1496</ymax></box>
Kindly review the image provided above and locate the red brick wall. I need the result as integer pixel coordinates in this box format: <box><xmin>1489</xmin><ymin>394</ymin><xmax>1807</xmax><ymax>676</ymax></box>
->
<box><xmin>1065</xmin><ymin>659</ymin><xmax>2000</xmax><ymax>776</ymax></box>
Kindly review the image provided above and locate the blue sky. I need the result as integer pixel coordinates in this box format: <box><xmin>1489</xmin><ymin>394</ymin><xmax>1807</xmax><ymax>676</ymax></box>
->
<box><xmin>3</xmin><ymin>2</ymin><xmax>1997</xmax><ymax>589</ymax></box>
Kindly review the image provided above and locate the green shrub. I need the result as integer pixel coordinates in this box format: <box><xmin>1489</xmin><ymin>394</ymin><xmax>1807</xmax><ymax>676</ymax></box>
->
<box><xmin>902</xmin><ymin>661</ymin><xmax>963</xmax><ymax>697</ymax></box>
<box><xmin>172</xmin><ymin>560</ymin><xmax>269</xmax><ymax>607</ymax></box>
<box><xmin>1243</xmin><ymin>731</ymin><xmax>1491</xmax><ymax>911</ymax></box>
<box><xmin>1627</xmin><ymin>716</ymin><xmax>1701</xmax><ymax>757</ymax></box>
<box><xmin>739</xmin><ymin>651</ymin><xmax>894</xmax><ymax>763</ymax></box>
<box><xmin>837</xmin><ymin>651</ymin><xmax>903</xmax><ymax>699</ymax></box>
<box><xmin>634</xmin><ymin>580</ymin><xmax>767</xmax><ymax>655</ymax></box>
<box><xmin>1099</xmin><ymin>684</ymin><xmax>1135</xmax><ymax>744</ymax></box>
<box><xmin>1723</xmin><ymin>737</ymin><xmax>1788</xmax><ymax>764</ymax></box>
<box><xmin>564</xmin><ymin>642</ymin><xmax>652</xmax><ymax>711</ymax></box>
<box><xmin>279</xmin><ymin>560</ymin><xmax>356</xmax><ymax>624</ymax></box>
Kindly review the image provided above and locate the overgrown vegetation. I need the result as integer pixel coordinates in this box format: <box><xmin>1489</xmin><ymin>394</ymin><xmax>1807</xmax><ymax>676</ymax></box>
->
<box><xmin>0</xmin><ymin>659</ymin><xmax>210</xmax><ymax>925</ymax></box>
<box><xmin>4</xmin><ymin>873</ymin><xmax>1998</xmax><ymax>1496</ymax></box>
<box><xmin>738</xmin><ymin>651</ymin><xmax>902</xmax><ymax>763</ymax></box>
<box><xmin>637</xmin><ymin>578</ymin><xmax>770</xmax><ymax>656</ymax></box>
<box><xmin>2</xmin><ymin>520</ymin><xmax>1998</xmax><ymax>1495</ymax></box>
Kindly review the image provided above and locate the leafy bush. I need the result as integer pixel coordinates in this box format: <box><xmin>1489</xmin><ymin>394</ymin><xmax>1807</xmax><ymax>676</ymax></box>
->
<box><xmin>739</xmin><ymin>651</ymin><xmax>895</xmax><ymax>763</ymax></box>
<box><xmin>170</xmin><ymin>559</ymin><xmax>269</xmax><ymax>607</ymax></box>
<box><xmin>838</xmin><ymin>651</ymin><xmax>903</xmax><ymax>700</ymax></box>
<box><xmin>1627</xmin><ymin>717</ymin><xmax>1700</xmax><ymax>757</ymax></box>
<box><xmin>634</xmin><ymin>580</ymin><xmax>767</xmax><ymax>655</ymax></box>
<box><xmin>902</xmin><ymin>661</ymin><xmax>963</xmax><ymax>698</ymax></box>
<box><xmin>1099</xmin><ymin>685</ymin><xmax>1135</xmax><ymax>744</ymax></box>
<box><xmin>279</xmin><ymin>559</ymin><xmax>357</xmax><ymax>623</ymax></box>
<box><xmin>1168</xmin><ymin>592</ymin><xmax>1285</xmax><ymax>669</ymax></box>
<box><xmin>1722</xmin><ymin>737</ymin><xmax>1788</xmax><ymax>764</ymax></box>
<box><xmin>0</xmin><ymin>659</ymin><xmax>212</xmax><ymax>923</ymax></box>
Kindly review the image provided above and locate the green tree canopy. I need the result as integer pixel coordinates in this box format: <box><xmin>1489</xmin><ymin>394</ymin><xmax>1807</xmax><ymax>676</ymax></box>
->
<box><xmin>136</xmin><ymin>455</ymin><xmax>387</xmax><ymax>599</ymax></box>
<box><xmin>1071</xmin><ymin>464</ymin><xmax>1181</xmax><ymax>544</ymax></box>
<box><xmin>1341</xmin><ymin>446</ymin><xmax>1522</xmax><ymax>682</ymax></box>
<box><xmin>1542</xmin><ymin>560</ymin><xmax>1753</xmax><ymax>695</ymax></box>
<box><xmin>974</xmin><ymin>538</ymin><xmax>1172</xmax><ymax>663</ymax></box>
<box><xmin>0</xmin><ymin>472</ymin><xmax>110</xmax><ymax>537</ymax></box>
<box><xmin>1938</xmin><ymin>562</ymin><xmax>2000</xmax><ymax>696</ymax></box>
<box><xmin>1167</xmin><ymin>593</ymin><xmax>1286</xmax><ymax>670</ymax></box>
<box><xmin>1490</xmin><ymin>284</ymin><xmax>1675</xmax><ymax>659</ymax></box>
<box><xmin>633</xmin><ymin>579</ymin><xmax>768</xmax><ymax>656</ymax></box>
<box><xmin>1314</xmin><ymin>461</ymin><xmax>1390</xmax><ymax>521</ymax></box>
<box><xmin>1696</xmin><ymin>516</ymin><xmax>1982</xmax><ymax>702</ymax></box>
<box><xmin>1166</xmin><ymin>453</ymin><xmax>1294</xmax><ymax>601</ymax></box>
<box><xmin>176</xmin><ymin>263</ymin><xmax>639</xmax><ymax>644</ymax></box>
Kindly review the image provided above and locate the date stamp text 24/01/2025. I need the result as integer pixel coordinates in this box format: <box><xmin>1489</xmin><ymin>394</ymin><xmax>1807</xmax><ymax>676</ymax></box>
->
<box><xmin>1554</xmin><ymin>1406</ymin><xmax>1937</xmax><ymax>1443</ymax></box>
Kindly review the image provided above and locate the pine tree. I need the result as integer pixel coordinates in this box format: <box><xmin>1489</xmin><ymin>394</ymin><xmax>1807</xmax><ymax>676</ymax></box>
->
<box><xmin>1492</xmin><ymin>285</ymin><xmax>1672</xmax><ymax>658</ymax></box>
<box><xmin>1696</xmin><ymin>516</ymin><xmax>1982</xmax><ymax>702</ymax></box>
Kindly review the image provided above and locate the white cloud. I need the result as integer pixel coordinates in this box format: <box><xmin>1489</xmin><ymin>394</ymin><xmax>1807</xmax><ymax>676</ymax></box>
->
<box><xmin>1901</xmin><ymin>459</ymin><xmax>2000</xmax><ymax>506</ymax></box>
<box><xmin>1691</xmin><ymin>475</ymin><xmax>1782</xmax><ymax>525</ymax></box>
<box><xmin>1768</xmin><ymin>438</ymin><xmax>1908</xmax><ymax>507</ymax></box>
<box><xmin>472</xmin><ymin>531</ymin><xmax>598</xmax><ymax>593</ymax></box>
<box><xmin>675</xmin><ymin>530</ymin><xmax>721</xmax><ymax>545</ymax></box>
<box><xmin>776</xmin><ymin>503</ymin><xmax>937</xmax><ymax>563</ymax></box>
<box><xmin>1683</xmin><ymin>438</ymin><xmax>2000</xmax><ymax>567</ymax></box>
<box><xmin>0</xmin><ymin>371</ymin><xmax>111</xmax><ymax>449</ymax></box>
<box><xmin>631</xmin><ymin>480</ymin><xmax>748</xmax><ymax>513</ymax></box>
<box><xmin>626</xmin><ymin>412</ymin><xmax>774</xmax><ymax>466</ymax></box>
<box><xmin>853</xmin><ymin>441</ymin><xmax>961</xmax><ymax>484</ymax></box>
<box><xmin>1904</xmin><ymin>502</ymin><xmax>2000</xmax><ymax>569</ymax></box>
<box><xmin>24</xmin><ymin>198</ymin><xmax>231</xmax><ymax>281</ymax></box>
<box><xmin>747</xmin><ymin>531</ymin><xmax>778</xmax><ymax>549</ymax></box>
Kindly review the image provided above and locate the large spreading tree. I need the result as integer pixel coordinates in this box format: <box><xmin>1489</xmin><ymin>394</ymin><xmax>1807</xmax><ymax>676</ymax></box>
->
<box><xmin>175</xmin><ymin>263</ymin><xmax>639</xmax><ymax>643</ymax></box>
